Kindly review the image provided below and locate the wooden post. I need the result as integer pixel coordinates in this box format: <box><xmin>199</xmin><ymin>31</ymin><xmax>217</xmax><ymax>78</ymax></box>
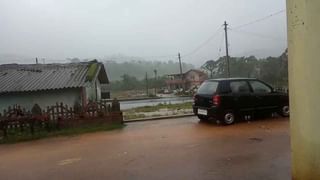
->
<box><xmin>70</xmin><ymin>107</ymin><xmax>73</xmax><ymax>120</ymax></box>
<box><xmin>60</xmin><ymin>102</ymin><xmax>64</xmax><ymax>119</ymax></box>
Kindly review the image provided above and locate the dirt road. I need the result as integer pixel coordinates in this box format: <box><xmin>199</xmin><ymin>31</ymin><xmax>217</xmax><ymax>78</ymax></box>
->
<box><xmin>0</xmin><ymin>117</ymin><xmax>290</xmax><ymax>180</ymax></box>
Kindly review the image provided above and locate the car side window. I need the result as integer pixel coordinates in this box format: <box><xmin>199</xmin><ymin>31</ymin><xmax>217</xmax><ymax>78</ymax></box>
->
<box><xmin>249</xmin><ymin>81</ymin><xmax>272</xmax><ymax>93</ymax></box>
<box><xmin>230</xmin><ymin>81</ymin><xmax>251</xmax><ymax>93</ymax></box>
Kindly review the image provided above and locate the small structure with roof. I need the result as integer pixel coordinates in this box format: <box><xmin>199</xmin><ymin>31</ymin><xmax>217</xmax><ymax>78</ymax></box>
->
<box><xmin>165</xmin><ymin>69</ymin><xmax>208</xmax><ymax>90</ymax></box>
<box><xmin>0</xmin><ymin>60</ymin><xmax>110</xmax><ymax>111</ymax></box>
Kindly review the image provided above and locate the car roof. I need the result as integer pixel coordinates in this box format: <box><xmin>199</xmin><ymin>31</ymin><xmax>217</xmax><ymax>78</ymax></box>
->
<box><xmin>206</xmin><ymin>78</ymin><xmax>258</xmax><ymax>82</ymax></box>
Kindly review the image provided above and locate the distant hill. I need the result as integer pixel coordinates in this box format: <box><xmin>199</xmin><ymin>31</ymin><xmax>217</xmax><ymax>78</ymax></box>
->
<box><xmin>0</xmin><ymin>54</ymin><xmax>195</xmax><ymax>81</ymax></box>
<box><xmin>104</xmin><ymin>60</ymin><xmax>195</xmax><ymax>81</ymax></box>
<box><xmin>0</xmin><ymin>54</ymin><xmax>35</xmax><ymax>64</ymax></box>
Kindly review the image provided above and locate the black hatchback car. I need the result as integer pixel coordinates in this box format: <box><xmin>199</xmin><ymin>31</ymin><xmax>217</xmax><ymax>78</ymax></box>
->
<box><xmin>193</xmin><ymin>78</ymin><xmax>289</xmax><ymax>125</ymax></box>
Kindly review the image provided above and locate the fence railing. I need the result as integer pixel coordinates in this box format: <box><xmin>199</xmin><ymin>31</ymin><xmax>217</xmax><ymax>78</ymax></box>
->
<box><xmin>0</xmin><ymin>99</ymin><xmax>122</xmax><ymax>138</ymax></box>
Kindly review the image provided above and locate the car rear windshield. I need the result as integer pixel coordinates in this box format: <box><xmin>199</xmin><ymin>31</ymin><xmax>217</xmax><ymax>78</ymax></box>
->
<box><xmin>197</xmin><ymin>81</ymin><xmax>219</xmax><ymax>94</ymax></box>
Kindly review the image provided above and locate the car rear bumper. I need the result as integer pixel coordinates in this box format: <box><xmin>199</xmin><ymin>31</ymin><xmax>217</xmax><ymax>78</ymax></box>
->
<box><xmin>192</xmin><ymin>105</ymin><xmax>222</xmax><ymax>119</ymax></box>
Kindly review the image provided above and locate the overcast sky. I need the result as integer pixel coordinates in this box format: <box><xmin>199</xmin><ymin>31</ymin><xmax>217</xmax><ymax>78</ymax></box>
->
<box><xmin>0</xmin><ymin>0</ymin><xmax>287</xmax><ymax>65</ymax></box>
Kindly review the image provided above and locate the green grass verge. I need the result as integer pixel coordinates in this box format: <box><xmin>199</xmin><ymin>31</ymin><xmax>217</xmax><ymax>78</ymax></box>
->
<box><xmin>0</xmin><ymin>123</ymin><xmax>125</xmax><ymax>144</ymax></box>
<box><xmin>125</xmin><ymin>102</ymin><xmax>193</xmax><ymax>113</ymax></box>
<box><xmin>123</xmin><ymin>113</ymin><xmax>146</xmax><ymax>120</ymax></box>
<box><xmin>123</xmin><ymin>102</ymin><xmax>193</xmax><ymax>120</ymax></box>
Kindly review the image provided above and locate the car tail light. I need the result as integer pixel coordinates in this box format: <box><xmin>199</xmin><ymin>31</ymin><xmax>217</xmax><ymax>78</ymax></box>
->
<box><xmin>213</xmin><ymin>95</ymin><xmax>221</xmax><ymax>106</ymax></box>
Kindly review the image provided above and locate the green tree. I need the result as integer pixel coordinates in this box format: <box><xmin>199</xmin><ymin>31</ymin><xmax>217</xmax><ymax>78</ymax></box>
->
<box><xmin>200</xmin><ymin>51</ymin><xmax>288</xmax><ymax>87</ymax></box>
<box><xmin>120</xmin><ymin>74</ymin><xmax>140</xmax><ymax>90</ymax></box>
<box><xmin>201</xmin><ymin>60</ymin><xmax>216</xmax><ymax>78</ymax></box>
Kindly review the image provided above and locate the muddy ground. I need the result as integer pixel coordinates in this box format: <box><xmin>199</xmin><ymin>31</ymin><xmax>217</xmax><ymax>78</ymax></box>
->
<box><xmin>0</xmin><ymin>116</ymin><xmax>290</xmax><ymax>180</ymax></box>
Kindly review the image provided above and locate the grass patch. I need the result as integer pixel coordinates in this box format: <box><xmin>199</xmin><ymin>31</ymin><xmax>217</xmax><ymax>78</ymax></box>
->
<box><xmin>125</xmin><ymin>102</ymin><xmax>193</xmax><ymax>113</ymax></box>
<box><xmin>123</xmin><ymin>102</ymin><xmax>193</xmax><ymax>120</ymax></box>
<box><xmin>123</xmin><ymin>113</ymin><xmax>146</xmax><ymax>120</ymax></box>
<box><xmin>151</xmin><ymin>114</ymin><xmax>162</xmax><ymax>117</ymax></box>
<box><xmin>0</xmin><ymin>123</ymin><xmax>125</xmax><ymax>144</ymax></box>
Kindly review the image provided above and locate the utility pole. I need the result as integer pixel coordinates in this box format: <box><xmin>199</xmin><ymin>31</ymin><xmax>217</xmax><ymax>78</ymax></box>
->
<box><xmin>154</xmin><ymin>69</ymin><xmax>157</xmax><ymax>96</ymax></box>
<box><xmin>224</xmin><ymin>21</ymin><xmax>230</xmax><ymax>78</ymax></box>
<box><xmin>178</xmin><ymin>53</ymin><xmax>183</xmax><ymax>89</ymax></box>
<box><xmin>145</xmin><ymin>72</ymin><xmax>149</xmax><ymax>96</ymax></box>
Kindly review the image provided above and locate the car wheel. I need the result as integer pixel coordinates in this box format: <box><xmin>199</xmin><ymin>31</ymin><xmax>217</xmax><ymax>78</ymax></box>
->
<box><xmin>198</xmin><ymin>115</ymin><xmax>208</xmax><ymax>122</ymax></box>
<box><xmin>279</xmin><ymin>105</ymin><xmax>290</xmax><ymax>117</ymax></box>
<box><xmin>223</xmin><ymin>111</ymin><xmax>235</xmax><ymax>125</ymax></box>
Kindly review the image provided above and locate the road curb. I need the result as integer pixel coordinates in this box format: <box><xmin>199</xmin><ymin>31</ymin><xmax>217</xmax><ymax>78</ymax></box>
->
<box><xmin>124</xmin><ymin>114</ymin><xmax>195</xmax><ymax>123</ymax></box>
<box><xmin>105</xmin><ymin>96</ymin><xmax>193</xmax><ymax>102</ymax></box>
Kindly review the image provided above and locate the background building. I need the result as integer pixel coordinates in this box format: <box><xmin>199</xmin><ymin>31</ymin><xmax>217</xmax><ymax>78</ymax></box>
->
<box><xmin>165</xmin><ymin>69</ymin><xmax>208</xmax><ymax>90</ymax></box>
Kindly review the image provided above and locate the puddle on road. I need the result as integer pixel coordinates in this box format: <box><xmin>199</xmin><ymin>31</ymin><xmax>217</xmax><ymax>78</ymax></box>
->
<box><xmin>57</xmin><ymin>158</ymin><xmax>82</xmax><ymax>166</ymax></box>
<box><xmin>249</xmin><ymin>137</ymin><xmax>263</xmax><ymax>142</ymax></box>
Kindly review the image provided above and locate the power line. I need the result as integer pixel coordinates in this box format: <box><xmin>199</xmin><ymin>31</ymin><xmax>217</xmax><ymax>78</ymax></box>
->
<box><xmin>137</xmin><ymin>28</ymin><xmax>223</xmax><ymax>60</ymax></box>
<box><xmin>138</xmin><ymin>27</ymin><xmax>223</xmax><ymax>60</ymax></box>
<box><xmin>231</xmin><ymin>9</ymin><xmax>285</xmax><ymax>29</ymax></box>
<box><xmin>224</xmin><ymin>21</ymin><xmax>230</xmax><ymax>77</ymax></box>
<box><xmin>217</xmin><ymin>31</ymin><xmax>225</xmax><ymax>58</ymax></box>
<box><xmin>123</xmin><ymin>10</ymin><xmax>286</xmax><ymax>62</ymax></box>
<box><xmin>231</xmin><ymin>47</ymin><xmax>287</xmax><ymax>57</ymax></box>
<box><xmin>182</xmin><ymin>27</ymin><xmax>223</xmax><ymax>57</ymax></box>
<box><xmin>199</xmin><ymin>32</ymin><xmax>225</xmax><ymax>66</ymax></box>
<box><xmin>178</xmin><ymin>53</ymin><xmax>183</xmax><ymax>78</ymax></box>
<box><xmin>183</xmin><ymin>10</ymin><xmax>286</xmax><ymax>60</ymax></box>
<box><xmin>229</xmin><ymin>28</ymin><xmax>287</xmax><ymax>42</ymax></box>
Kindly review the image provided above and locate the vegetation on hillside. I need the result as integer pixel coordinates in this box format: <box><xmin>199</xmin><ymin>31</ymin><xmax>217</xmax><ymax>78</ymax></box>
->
<box><xmin>67</xmin><ymin>51</ymin><xmax>288</xmax><ymax>92</ymax></box>
<box><xmin>202</xmin><ymin>50</ymin><xmax>288</xmax><ymax>87</ymax></box>
<box><xmin>104</xmin><ymin>60</ymin><xmax>194</xmax><ymax>81</ymax></box>
<box><xmin>110</xmin><ymin>74</ymin><xmax>167</xmax><ymax>92</ymax></box>
<box><xmin>108</xmin><ymin>50</ymin><xmax>288</xmax><ymax>92</ymax></box>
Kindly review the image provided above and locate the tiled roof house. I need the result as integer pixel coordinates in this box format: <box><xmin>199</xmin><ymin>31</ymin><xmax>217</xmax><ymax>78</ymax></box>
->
<box><xmin>0</xmin><ymin>60</ymin><xmax>109</xmax><ymax>111</ymax></box>
<box><xmin>165</xmin><ymin>69</ymin><xmax>208</xmax><ymax>90</ymax></box>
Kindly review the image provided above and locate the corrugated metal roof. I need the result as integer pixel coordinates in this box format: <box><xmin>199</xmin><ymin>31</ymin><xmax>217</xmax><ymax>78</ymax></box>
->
<box><xmin>0</xmin><ymin>61</ymin><xmax>107</xmax><ymax>94</ymax></box>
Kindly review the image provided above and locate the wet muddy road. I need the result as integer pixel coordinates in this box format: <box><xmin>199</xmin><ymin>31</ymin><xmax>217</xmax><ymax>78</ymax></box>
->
<box><xmin>0</xmin><ymin>117</ymin><xmax>290</xmax><ymax>180</ymax></box>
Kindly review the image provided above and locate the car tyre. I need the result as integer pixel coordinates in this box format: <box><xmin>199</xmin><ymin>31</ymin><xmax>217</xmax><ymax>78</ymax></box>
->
<box><xmin>223</xmin><ymin>111</ymin><xmax>235</xmax><ymax>125</ymax></box>
<box><xmin>279</xmin><ymin>105</ymin><xmax>290</xmax><ymax>117</ymax></box>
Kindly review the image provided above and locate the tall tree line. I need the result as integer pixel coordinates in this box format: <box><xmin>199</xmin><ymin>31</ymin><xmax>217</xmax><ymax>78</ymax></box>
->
<box><xmin>201</xmin><ymin>50</ymin><xmax>288</xmax><ymax>87</ymax></box>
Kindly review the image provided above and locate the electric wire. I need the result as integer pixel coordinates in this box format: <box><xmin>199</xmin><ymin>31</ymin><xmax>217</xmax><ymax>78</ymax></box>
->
<box><xmin>182</xmin><ymin>27</ymin><xmax>223</xmax><ymax>58</ymax></box>
<box><xmin>229</xmin><ymin>28</ymin><xmax>287</xmax><ymax>42</ymax></box>
<box><xmin>231</xmin><ymin>9</ymin><xmax>285</xmax><ymax>29</ymax></box>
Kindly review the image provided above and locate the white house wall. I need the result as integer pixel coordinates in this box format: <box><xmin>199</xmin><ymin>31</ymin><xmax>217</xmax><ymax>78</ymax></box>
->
<box><xmin>0</xmin><ymin>88</ymin><xmax>81</xmax><ymax>113</ymax></box>
<box><xmin>85</xmin><ymin>82</ymin><xmax>95</xmax><ymax>101</ymax></box>
<box><xmin>85</xmin><ymin>79</ymin><xmax>101</xmax><ymax>101</ymax></box>
<box><xmin>96</xmin><ymin>79</ymin><xmax>101</xmax><ymax>100</ymax></box>
<box><xmin>185</xmin><ymin>71</ymin><xmax>201</xmax><ymax>82</ymax></box>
